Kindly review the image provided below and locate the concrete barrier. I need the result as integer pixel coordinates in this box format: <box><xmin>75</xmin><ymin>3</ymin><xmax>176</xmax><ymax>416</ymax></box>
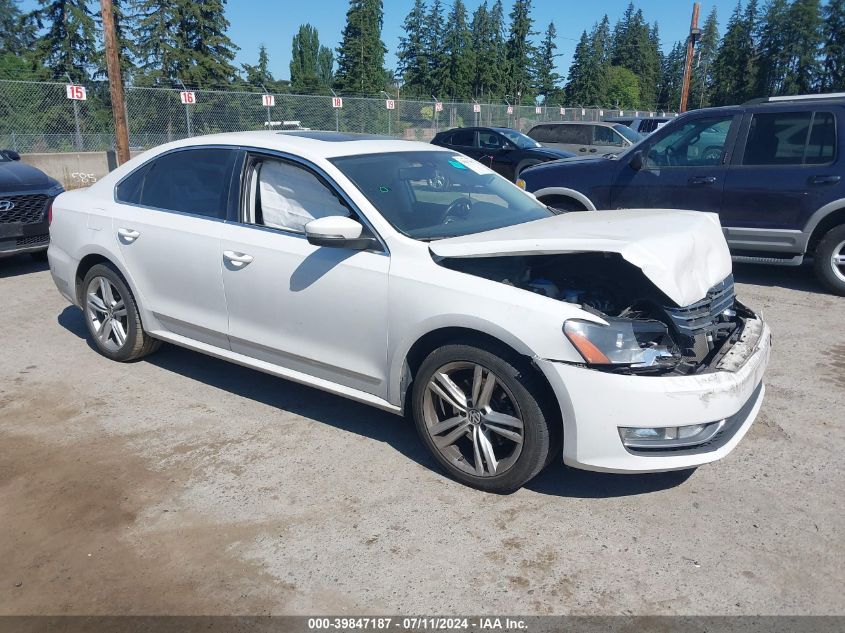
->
<box><xmin>21</xmin><ymin>151</ymin><xmax>143</xmax><ymax>190</ymax></box>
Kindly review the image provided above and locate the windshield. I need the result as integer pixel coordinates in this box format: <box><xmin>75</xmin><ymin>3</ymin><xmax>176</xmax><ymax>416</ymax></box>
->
<box><xmin>497</xmin><ymin>129</ymin><xmax>541</xmax><ymax>149</ymax></box>
<box><xmin>331</xmin><ymin>151</ymin><xmax>553</xmax><ymax>240</ymax></box>
<box><xmin>613</xmin><ymin>124</ymin><xmax>642</xmax><ymax>145</ymax></box>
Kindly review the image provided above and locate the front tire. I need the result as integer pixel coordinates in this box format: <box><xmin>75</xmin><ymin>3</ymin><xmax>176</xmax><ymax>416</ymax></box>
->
<box><xmin>813</xmin><ymin>224</ymin><xmax>845</xmax><ymax>296</ymax></box>
<box><xmin>411</xmin><ymin>344</ymin><xmax>557</xmax><ymax>493</ymax></box>
<box><xmin>81</xmin><ymin>263</ymin><xmax>161</xmax><ymax>361</ymax></box>
<box><xmin>514</xmin><ymin>159</ymin><xmax>542</xmax><ymax>181</ymax></box>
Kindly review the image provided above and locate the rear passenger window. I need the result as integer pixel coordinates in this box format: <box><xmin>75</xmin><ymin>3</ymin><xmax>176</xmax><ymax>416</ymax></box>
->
<box><xmin>116</xmin><ymin>148</ymin><xmax>237</xmax><ymax>218</ymax></box>
<box><xmin>528</xmin><ymin>125</ymin><xmax>554</xmax><ymax>143</ymax></box>
<box><xmin>449</xmin><ymin>130</ymin><xmax>475</xmax><ymax>147</ymax></box>
<box><xmin>742</xmin><ymin>111</ymin><xmax>836</xmax><ymax>166</ymax></box>
<box><xmin>594</xmin><ymin>126</ymin><xmax>624</xmax><ymax>146</ymax></box>
<box><xmin>806</xmin><ymin>112</ymin><xmax>836</xmax><ymax>164</ymax></box>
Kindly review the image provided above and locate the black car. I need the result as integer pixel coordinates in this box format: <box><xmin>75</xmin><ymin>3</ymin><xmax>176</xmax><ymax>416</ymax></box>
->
<box><xmin>520</xmin><ymin>94</ymin><xmax>845</xmax><ymax>295</ymax></box>
<box><xmin>0</xmin><ymin>149</ymin><xmax>63</xmax><ymax>260</ymax></box>
<box><xmin>431</xmin><ymin>126</ymin><xmax>575</xmax><ymax>181</ymax></box>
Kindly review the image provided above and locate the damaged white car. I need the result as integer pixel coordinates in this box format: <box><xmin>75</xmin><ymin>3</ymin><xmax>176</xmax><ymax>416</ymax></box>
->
<box><xmin>47</xmin><ymin>132</ymin><xmax>771</xmax><ymax>493</ymax></box>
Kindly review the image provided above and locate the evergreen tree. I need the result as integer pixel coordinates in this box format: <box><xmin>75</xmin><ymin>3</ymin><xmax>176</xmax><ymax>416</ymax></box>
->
<box><xmin>822</xmin><ymin>0</ymin><xmax>845</xmax><ymax>91</ymax></box>
<box><xmin>438</xmin><ymin>0</ymin><xmax>473</xmax><ymax>99</ymax></box>
<box><xmin>317</xmin><ymin>45</ymin><xmax>334</xmax><ymax>89</ymax></box>
<box><xmin>755</xmin><ymin>0</ymin><xmax>791</xmax><ymax>96</ymax></box>
<box><xmin>133</xmin><ymin>0</ymin><xmax>180</xmax><ymax>82</ymax></box>
<box><xmin>31</xmin><ymin>0</ymin><xmax>98</xmax><ymax>81</ymax></box>
<box><xmin>396</xmin><ymin>0</ymin><xmax>429</xmax><ymax>96</ymax></box>
<box><xmin>184</xmin><ymin>0</ymin><xmax>239</xmax><ymax>85</ymax></box>
<box><xmin>242</xmin><ymin>44</ymin><xmax>274</xmax><ymax>86</ymax></box>
<box><xmin>533</xmin><ymin>21</ymin><xmax>561</xmax><ymax>101</ymax></box>
<box><xmin>781</xmin><ymin>0</ymin><xmax>822</xmax><ymax>94</ymax></box>
<box><xmin>503</xmin><ymin>0</ymin><xmax>535</xmax><ymax>102</ymax></box>
<box><xmin>690</xmin><ymin>7</ymin><xmax>719</xmax><ymax>108</ymax></box>
<box><xmin>290</xmin><ymin>24</ymin><xmax>333</xmax><ymax>93</ymax></box>
<box><xmin>469</xmin><ymin>1</ymin><xmax>490</xmax><ymax>97</ymax></box>
<box><xmin>609</xmin><ymin>5</ymin><xmax>660</xmax><ymax>107</ymax></box>
<box><xmin>610</xmin><ymin>2</ymin><xmax>638</xmax><ymax>69</ymax></box>
<box><xmin>488</xmin><ymin>0</ymin><xmax>506</xmax><ymax>98</ymax></box>
<box><xmin>564</xmin><ymin>18</ymin><xmax>609</xmax><ymax>106</ymax></box>
<box><xmin>334</xmin><ymin>0</ymin><xmax>388</xmax><ymax>94</ymax></box>
<box><xmin>711</xmin><ymin>0</ymin><xmax>758</xmax><ymax>105</ymax></box>
<box><xmin>658</xmin><ymin>40</ymin><xmax>686</xmax><ymax>110</ymax></box>
<box><xmin>0</xmin><ymin>0</ymin><xmax>36</xmax><ymax>56</ymax></box>
<box><xmin>424</xmin><ymin>0</ymin><xmax>446</xmax><ymax>96</ymax></box>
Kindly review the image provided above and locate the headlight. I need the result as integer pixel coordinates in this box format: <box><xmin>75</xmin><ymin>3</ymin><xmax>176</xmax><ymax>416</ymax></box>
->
<box><xmin>563</xmin><ymin>318</ymin><xmax>679</xmax><ymax>367</ymax></box>
<box><xmin>515</xmin><ymin>178</ymin><xmax>526</xmax><ymax>190</ymax></box>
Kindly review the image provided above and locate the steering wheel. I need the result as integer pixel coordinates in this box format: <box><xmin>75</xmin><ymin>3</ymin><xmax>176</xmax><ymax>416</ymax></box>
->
<box><xmin>442</xmin><ymin>197</ymin><xmax>473</xmax><ymax>224</ymax></box>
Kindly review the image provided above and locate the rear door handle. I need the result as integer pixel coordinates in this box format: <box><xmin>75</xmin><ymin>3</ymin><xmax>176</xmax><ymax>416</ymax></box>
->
<box><xmin>117</xmin><ymin>227</ymin><xmax>140</xmax><ymax>243</ymax></box>
<box><xmin>809</xmin><ymin>175</ymin><xmax>841</xmax><ymax>186</ymax></box>
<box><xmin>689</xmin><ymin>176</ymin><xmax>717</xmax><ymax>185</ymax></box>
<box><xmin>223</xmin><ymin>250</ymin><xmax>254</xmax><ymax>268</ymax></box>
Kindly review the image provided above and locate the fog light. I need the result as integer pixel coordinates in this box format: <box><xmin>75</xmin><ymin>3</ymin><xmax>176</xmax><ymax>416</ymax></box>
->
<box><xmin>516</xmin><ymin>178</ymin><xmax>526</xmax><ymax>190</ymax></box>
<box><xmin>619</xmin><ymin>421</ymin><xmax>724</xmax><ymax>449</ymax></box>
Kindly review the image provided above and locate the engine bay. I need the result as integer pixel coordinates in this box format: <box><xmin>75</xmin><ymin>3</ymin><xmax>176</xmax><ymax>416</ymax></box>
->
<box><xmin>440</xmin><ymin>252</ymin><xmax>750</xmax><ymax>375</ymax></box>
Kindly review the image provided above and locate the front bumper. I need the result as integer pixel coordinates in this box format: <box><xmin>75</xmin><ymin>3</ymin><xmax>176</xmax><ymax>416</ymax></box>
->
<box><xmin>537</xmin><ymin>315</ymin><xmax>771</xmax><ymax>473</ymax></box>
<box><xmin>0</xmin><ymin>221</ymin><xmax>49</xmax><ymax>257</ymax></box>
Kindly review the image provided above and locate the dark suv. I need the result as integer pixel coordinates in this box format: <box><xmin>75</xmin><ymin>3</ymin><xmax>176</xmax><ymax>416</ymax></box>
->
<box><xmin>519</xmin><ymin>95</ymin><xmax>845</xmax><ymax>294</ymax></box>
<box><xmin>0</xmin><ymin>149</ymin><xmax>63</xmax><ymax>260</ymax></box>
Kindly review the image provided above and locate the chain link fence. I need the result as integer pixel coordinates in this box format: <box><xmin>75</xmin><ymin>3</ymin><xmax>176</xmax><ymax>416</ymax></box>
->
<box><xmin>0</xmin><ymin>79</ymin><xmax>676</xmax><ymax>153</ymax></box>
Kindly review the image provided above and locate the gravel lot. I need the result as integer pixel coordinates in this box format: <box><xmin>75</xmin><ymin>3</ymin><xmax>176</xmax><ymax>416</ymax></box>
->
<box><xmin>0</xmin><ymin>255</ymin><xmax>842</xmax><ymax>616</ymax></box>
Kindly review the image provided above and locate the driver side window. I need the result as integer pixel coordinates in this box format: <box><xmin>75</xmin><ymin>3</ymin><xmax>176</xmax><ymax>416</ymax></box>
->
<box><xmin>645</xmin><ymin>117</ymin><xmax>733</xmax><ymax>168</ymax></box>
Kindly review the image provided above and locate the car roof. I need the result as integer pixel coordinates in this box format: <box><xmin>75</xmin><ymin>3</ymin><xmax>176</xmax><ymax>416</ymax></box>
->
<box><xmin>531</xmin><ymin>121</ymin><xmax>616</xmax><ymax>127</ymax></box>
<box><xmin>143</xmin><ymin>130</ymin><xmax>443</xmax><ymax>159</ymax></box>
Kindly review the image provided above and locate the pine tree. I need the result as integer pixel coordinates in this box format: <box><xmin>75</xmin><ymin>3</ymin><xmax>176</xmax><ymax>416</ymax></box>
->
<box><xmin>533</xmin><ymin>21</ymin><xmax>560</xmax><ymax>101</ymax></box>
<box><xmin>822</xmin><ymin>0</ymin><xmax>845</xmax><ymax>91</ymax></box>
<box><xmin>755</xmin><ymin>0</ymin><xmax>791</xmax><ymax>96</ymax></box>
<box><xmin>290</xmin><ymin>24</ymin><xmax>333</xmax><ymax>94</ymax></box>
<box><xmin>488</xmin><ymin>0</ymin><xmax>506</xmax><ymax>98</ymax></box>
<box><xmin>565</xmin><ymin>18</ymin><xmax>608</xmax><ymax>107</ymax></box>
<box><xmin>781</xmin><ymin>0</ymin><xmax>822</xmax><ymax>94</ymax></box>
<box><xmin>184</xmin><ymin>0</ymin><xmax>239</xmax><ymax>86</ymax></box>
<box><xmin>396</xmin><ymin>0</ymin><xmax>429</xmax><ymax>96</ymax></box>
<box><xmin>469</xmin><ymin>1</ymin><xmax>490</xmax><ymax>97</ymax></box>
<box><xmin>0</xmin><ymin>0</ymin><xmax>36</xmax><ymax>56</ymax></box>
<box><xmin>424</xmin><ymin>0</ymin><xmax>446</xmax><ymax>97</ymax></box>
<box><xmin>711</xmin><ymin>0</ymin><xmax>758</xmax><ymax>105</ymax></box>
<box><xmin>31</xmin><ymin>0</ymin><xmax>98</xmax><ymax>81</ymax></box>
<box><xmin>503</xmin><ymin>0</ymin><xmax>535</xmax><ymax>102</ymax></box>
<box><xmin>317</xmin><ymin>45</ymin><xmax>334</xmax><ymax>89</ymax></box>
<box><xmin>609</xmin><ymin>5</ymin><xmax>660</xmax><ymax>107</ymax></box>
<box><xmin>658</xmin><ymin>40</ymin><xmax>686</xmax><ymax>110</ymax></box>
<box><xmin>438</xmin><ymin>0</ymin><xmax>472</xmax><ymax>99</ymax></box>
<box><xmin>611</xmin><ymin>2</ymin><xmax>638</xmax><ymax>69</ymax></box>
<box><xmin>243</xmin><ymin>44</ymin><xmax>274</xmax><ymax>86</ymax></box>
<box><xmin>334</xmin><ymin>0</ymin><xmax>388</xmax><ymax>94</ymax></box>
<box><xmin>690</xmin><ymin>7</ymin><xmax>719</xmax><ymax>108</ymax></box>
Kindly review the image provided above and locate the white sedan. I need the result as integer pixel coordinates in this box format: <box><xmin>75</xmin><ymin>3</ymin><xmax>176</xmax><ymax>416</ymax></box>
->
<box><xmin>47</xmin><ymin>131</ymin><xmax>771</xmax><ymax>493</ymax></box>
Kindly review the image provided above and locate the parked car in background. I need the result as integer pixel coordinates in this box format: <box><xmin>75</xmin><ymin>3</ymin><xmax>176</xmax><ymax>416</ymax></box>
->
<box><xmin>526</xmin><ymin>121</ymin><xmax>642</xmax><ymax>156</ymax></box>
<box><xmin>604</xmin><ymin>115</ymin><xmax>673</xmax><ymax>136</ymax></box>
<box><xmin>47</xmin><ymin>131</ymin><xmax>770</xmax><ymax>492</ymax></box>
<box><xmin>0</xmin><ymin>149</ymin><xmax>63</xmax><ymax>260</ymax></box>
<box><xmin>519</xmin><ymin>94</ymin><xmax>845</xmax><ymax>295</ymax></box>
<box><xmin>431</xmin><ymin>126</ymin><xmax>575</xmax><ymax>181</ymax></box>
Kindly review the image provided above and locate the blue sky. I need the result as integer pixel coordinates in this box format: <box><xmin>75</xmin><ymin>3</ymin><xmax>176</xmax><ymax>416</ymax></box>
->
<box><xmin>20</xmin><ymin>0</ymin><xmax>744</xmax><ymax>82</ymax></box>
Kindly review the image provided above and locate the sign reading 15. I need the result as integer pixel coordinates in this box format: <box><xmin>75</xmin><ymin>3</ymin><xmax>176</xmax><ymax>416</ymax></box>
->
<box><xmin>66</xmin><ymin>85</ymin><xmax>87</xmax><ymax>101</ymax></box>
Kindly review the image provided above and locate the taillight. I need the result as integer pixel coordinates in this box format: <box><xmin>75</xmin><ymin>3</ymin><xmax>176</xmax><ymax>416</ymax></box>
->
<box><xmin>48</xmin><ymin>203</ymin><xmax>53</xmax><ymax>226</ymax></box>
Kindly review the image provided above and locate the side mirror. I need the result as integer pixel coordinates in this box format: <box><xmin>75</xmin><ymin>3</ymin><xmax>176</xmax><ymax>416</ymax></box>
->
<box><xmin>304</xmin><ymin>216</ymin><xmax>376</xmax><ymax>250</ymax></box>
<box><xmin>629</xmin><ymin>150</ymin><xmax>644</xmax><ymax>171</ymax></box>
<box><xmin>2</xmin><ymin>149</ymin><xmax>20</xmax><ymax>161</ymax></box>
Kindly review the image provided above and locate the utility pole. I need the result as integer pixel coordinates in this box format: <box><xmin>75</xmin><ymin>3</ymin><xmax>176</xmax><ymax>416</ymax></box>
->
<box><xmin>100</xmin><ymin>0</ymin><xmax>130</xmax><ymax>164</ymax></box>
<box><xmin>679</xmin><ymin>2</ymin><xmax>701</xmax><ymax>113</ymax></box>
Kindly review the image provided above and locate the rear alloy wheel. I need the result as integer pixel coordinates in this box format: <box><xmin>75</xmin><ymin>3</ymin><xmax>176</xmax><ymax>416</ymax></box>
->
<box><xmin>813</xmin><ymin>224</ymin><xmax>845</xmax><ymax>296</ymax></box>
<box><xmin>82</xmin><ymin>263</ymin><xmax>161</xmax><ymax>361</ymax></box>
<box><xmin>412</xmin><ymin>344</ymin><xmax>556</xmax><ymax>493</ymax></box>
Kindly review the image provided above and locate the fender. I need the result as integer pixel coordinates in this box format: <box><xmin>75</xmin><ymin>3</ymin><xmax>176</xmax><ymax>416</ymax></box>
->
<box><xmin>531</xmin><ymin>186</ymin><xmax>598</xmax><ymax>211</ymax></box>
<box><xmin>800</xmin><ymin>198</ymin><xmax>845</xmax><ymax>251</ymax></box>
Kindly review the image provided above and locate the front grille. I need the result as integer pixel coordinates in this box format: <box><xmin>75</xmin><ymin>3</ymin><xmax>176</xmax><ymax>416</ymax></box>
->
<box><xmin>0</xmin><ymin>194</ymin><xmax>49</xmax><ymax>224</ymax></box>
<box><xmin>16</xmin><ymin>233</ymin><xmax>49</xmax><ymax>247</ymax></box>
<box><xmin>664</xmin><ymin>275</ymin><xmax>736</xmax><ymax>358</ymax></box>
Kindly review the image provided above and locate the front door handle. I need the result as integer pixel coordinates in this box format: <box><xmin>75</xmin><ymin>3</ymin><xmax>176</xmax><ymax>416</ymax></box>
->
<box><xmin>689</xmin><ymin>176</ymin><xmax>717</xmax><ymax>186</ymax></box>
<box><xmin>579</xmin><ymin>148</ymin><xmax>587</xmax><ymax>152</ymax></box>
<box><xmin>589</xmin><ymin>148</ymin><xmax>597</xmax><ymax>153</ymax></box>
<box><xmin>223</xmin><ymin>250</ymin><xmax>254</xmax><ymax>268</ymax></box>
<box><xmin>809</xmin><ymin>175</ymin><xmax>841</xmax><ymax>186</ymax></box>
<box><xmin>117</xmin><ymin>227</ymin><xmax>140</xmax><ymax>243</ymax></box>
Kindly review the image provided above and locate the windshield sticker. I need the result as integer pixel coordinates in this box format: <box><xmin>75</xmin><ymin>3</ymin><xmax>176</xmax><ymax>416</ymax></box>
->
<box><xmin>448</xmin><ymin>158</ymin><xmax>467</xmax><ymax>170</ymax></box>
<box><xmin>378</xmin><ymin>185</ymin><xmax>391</xmax><ymax>192</ymax></box>
<box><xmin>450</xmin><ymin>154</ymin><xmax>494</xmax><ymax>175</ymax></box>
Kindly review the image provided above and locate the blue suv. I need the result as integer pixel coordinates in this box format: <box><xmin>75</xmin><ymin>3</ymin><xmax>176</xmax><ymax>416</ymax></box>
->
<box><xmin>519</xmin><ymin>95</ymin><xmax>845</xmax><ymax>295</ymax></box>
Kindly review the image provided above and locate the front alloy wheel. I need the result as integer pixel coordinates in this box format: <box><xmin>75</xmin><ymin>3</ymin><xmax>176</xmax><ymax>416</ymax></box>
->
<box><xmin>412</xmin><ymin>344</ymin><xmax>557</xmax><ymax>493</ymax></box>
<box><xmin>423</xmin><ymin>361</ymin><xmax>525</xmax><ymax>477</ymax></box>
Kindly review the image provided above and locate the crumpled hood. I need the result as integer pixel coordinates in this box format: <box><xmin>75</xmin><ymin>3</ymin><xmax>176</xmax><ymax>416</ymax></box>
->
<box><xmin>429</xmin><ymin>209</ymin><xmax>733</xmax><ymax>307</ymax></box>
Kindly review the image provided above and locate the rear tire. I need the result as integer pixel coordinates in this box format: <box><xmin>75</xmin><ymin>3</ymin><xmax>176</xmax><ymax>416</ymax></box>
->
<box><xmin>813</xmin><ymin>224</ymin><xmax>845</xmax><ymax>296</ymax></box>
<box><xmin>411</xmin><ymin>344</ymin><xmax>557</xmax><ymax>493</ymax></box>
<box><xmin>81</xmin><ymin>263</ymin><xmax>161</xmax><ymax>361</ymax></box>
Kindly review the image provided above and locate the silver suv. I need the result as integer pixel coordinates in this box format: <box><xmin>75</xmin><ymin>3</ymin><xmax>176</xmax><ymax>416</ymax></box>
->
<box><xmin>527</xmin><ymin>121</ymin><xmax>642</xmax><ymax>156</ymax></box>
